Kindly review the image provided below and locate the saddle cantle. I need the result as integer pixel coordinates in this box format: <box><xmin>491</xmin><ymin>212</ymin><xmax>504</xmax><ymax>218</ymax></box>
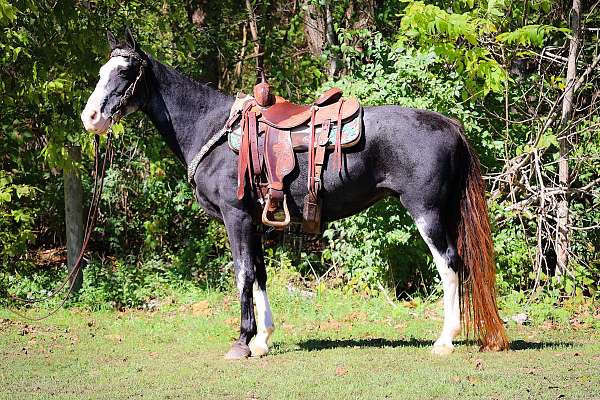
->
<box><xmin>226</xmin><ymin>77</ymin><xmax>362</xmax><ymax>234</ymax></box>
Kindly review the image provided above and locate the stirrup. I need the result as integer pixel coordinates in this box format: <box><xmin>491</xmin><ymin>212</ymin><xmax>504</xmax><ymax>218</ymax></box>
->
<box><xmin>262</xmin><ymin>194</ymin><xmax>291</xmax><ymax>228</ymax></box>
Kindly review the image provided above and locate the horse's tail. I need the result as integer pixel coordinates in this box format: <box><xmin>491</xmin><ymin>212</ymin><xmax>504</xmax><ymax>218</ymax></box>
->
<box><xmin>456</xmin><ymin>128</ymin><xmax>509</xmax><ymax>351</ymax></box>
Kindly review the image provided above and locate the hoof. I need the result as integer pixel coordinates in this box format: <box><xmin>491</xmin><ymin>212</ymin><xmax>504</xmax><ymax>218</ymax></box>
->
<box><xmin>249</xmin><ymin>339</ymin><xmax>269</xmax><ymax>357</ymax></box>
<box><xmin>224</xmin><ymin>342</ymin><xmax>251</xmax><ymax>360</ymax></box>
<box><xmin>431</xmin><ymin>345</ymin><xmax>454</xmax><ymax>356</ymax></box>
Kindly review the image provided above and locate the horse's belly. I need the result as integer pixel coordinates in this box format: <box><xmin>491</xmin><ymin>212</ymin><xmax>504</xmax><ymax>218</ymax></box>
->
<box><xmin>285</xmin><ymin>154</ymin><xmax>388</xmax><ymax>222</ymax></box>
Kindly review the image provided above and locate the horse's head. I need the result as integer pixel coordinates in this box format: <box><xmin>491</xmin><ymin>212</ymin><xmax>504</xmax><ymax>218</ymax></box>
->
<box><xmin>81</xmin><ymin>29</ymin><xmax>148</xmax><ymax>133</ymax></box>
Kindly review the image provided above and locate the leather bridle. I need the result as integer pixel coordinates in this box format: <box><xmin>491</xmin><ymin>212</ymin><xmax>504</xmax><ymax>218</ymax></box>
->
<box><xmin>107</xmin><ymin>48</ymin><xmax>148</xmax><ymax>124</ymax></box>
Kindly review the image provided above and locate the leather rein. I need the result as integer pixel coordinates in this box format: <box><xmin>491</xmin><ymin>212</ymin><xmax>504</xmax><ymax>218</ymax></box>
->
<box><xmin>10</xmin><ymin>49</ymin><xmax>228</xmax><ymax>319</ymax></box>
<box><xmin>9</xmin><ymin>50</ymin><xmax>147</xmax><ymax>319</ymax></box>
<box><xmin>10</xmin><ymin>134</ymin><xmax>113</xmax><ymax>320</ymax></box>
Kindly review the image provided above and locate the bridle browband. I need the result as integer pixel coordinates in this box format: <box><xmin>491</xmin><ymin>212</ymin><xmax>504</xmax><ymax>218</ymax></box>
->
<box><xmin>108</xmin><ymin>48</ymin><xmax>148</xmax><ymax>124</ymax></box>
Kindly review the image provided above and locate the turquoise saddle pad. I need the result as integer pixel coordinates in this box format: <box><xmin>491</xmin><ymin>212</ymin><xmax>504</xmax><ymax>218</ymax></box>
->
<box><xmin>228</xmin><ymin>113</ymin><xmax>362</xmax><ymax>152</ymax></box>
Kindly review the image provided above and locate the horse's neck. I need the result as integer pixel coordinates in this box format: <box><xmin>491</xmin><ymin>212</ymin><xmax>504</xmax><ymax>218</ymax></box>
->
<box><xmin>142</xmin><ymin>59</ymin><xmax>234</xmax><ymax>164</ymax></box>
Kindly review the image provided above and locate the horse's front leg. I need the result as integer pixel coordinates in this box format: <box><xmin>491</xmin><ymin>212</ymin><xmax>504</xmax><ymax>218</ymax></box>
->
<box><xmin>222</xmin><ymin>207</ymin><xmax>273</xmax><ymax>359</ymax></box>
<box><xmin>248</xmin><ymin>235</ymin><xmax>275</xmax><ymax>357</ymax></box>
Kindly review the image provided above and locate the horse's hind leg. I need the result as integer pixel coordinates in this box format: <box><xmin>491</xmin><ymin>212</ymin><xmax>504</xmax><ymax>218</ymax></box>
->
<box><xmin>414</xmin><ymin>211</ymin><xmax>461</xmax><ymax>355</ymax></box>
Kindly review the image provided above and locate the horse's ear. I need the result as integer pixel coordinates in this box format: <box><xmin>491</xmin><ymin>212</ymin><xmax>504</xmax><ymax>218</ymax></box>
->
<box><xmin>124</xmin><ymin>27</ymin><xmax>137</xmax><ymax>49</ymax></box>
<box><xmin>106</xmin><ymin>30</ymin><xmax>118</xmax><ymax>50</ymax></box>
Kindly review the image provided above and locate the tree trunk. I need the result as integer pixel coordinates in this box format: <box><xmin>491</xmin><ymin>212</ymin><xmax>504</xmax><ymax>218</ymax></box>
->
<box><xmin>64</xmin><ymin>145</ymin><xmax>84</xmax><ymax>292</ymax></box>
<box><xmin>234</xmin><ymin>22</ymin><xmax>248</xmax><ymax>88</ymax></box>
<box><xmin>324</xmin><ymin>2</ymin><xmax>339</xmax><ymax>77</ymax></box>
<box><xmin>303</xmin><ymin>1</ymin><xmax>340</xmax><ymax>77</ymax></box>
<box><xmin>555</xmin><ymin>0</ymin><xmax>581</xmax><ymax>278</ymax></box>
<box><xmin>346</xmin><ymin>0</ymin><xmax>375</xmax><ymax>29</ymax></box>
<box><xmin>185</xmin><ymin>0</ymin><xmax>220</xmax><ymax>86</ymax></box>
<box><xmin>245</xmin><ymin>0</ymin><xmax>264</xmax><ymax>77</ymax></box>
<box><xmin>302</xmin><ymin>0</ymin><xmax>325</xmax><ymax>57</ymax></box>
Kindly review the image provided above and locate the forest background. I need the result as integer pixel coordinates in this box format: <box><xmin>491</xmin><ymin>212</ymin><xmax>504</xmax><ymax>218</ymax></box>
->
<box><xmin>1</xmin><ymin>0</ymin><xmax>598</xmax><ymax>314</ymax></box>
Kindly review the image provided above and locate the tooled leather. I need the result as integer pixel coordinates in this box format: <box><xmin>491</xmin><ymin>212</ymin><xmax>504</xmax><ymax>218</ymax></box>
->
<box><xmin>335</xmin><ymin>99</ymin><xmax>345</xmax><ymax>172</ymax></box>
<box><xmin>233</xmin><ymin>89</ymin><xmax>361</xmax><ymax>233</ymax></box>
<box><xmin>314</xmin><ymin>87</ymin><xmax>343</xmax><ymax>106</ymax></box>
<box><xmin>307</xmin><ymin>107</ymin><xmax>317</xmax><ymax>195</ymax></box>
<box><xmin>264</xmin><ymin>127</ymin><xmax>295</xmax><ymax>196</ymax></box>
<box><xmin>312</xmin><ymin>121</ymin><xmax>330</xmax><ymax>194</ymax></box>
<box><xmin>236</xmin><ymin>113</ymin><xmax>250</xmax><ymax>200</ymax></box>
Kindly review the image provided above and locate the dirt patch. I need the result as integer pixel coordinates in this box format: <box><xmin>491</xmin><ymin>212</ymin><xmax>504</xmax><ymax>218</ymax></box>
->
<box><xmin>178</xmin><ymin>300</ymin><xmax>212</xmax><ymax>316</ymax></box>
<box><xmin>341</xmin><ymin>311</ymin><xmax>368</xmax><ymax>323</ymax></box>
<box><xmin>34</xmin><ymin>247</ymin><xmax>67</xmax><ymax>268</ymax></box>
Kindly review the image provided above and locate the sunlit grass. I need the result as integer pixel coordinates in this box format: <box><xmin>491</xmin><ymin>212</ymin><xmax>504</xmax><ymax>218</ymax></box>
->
<box><xmin>1</xmin><ymin>283</ymin><xmax>599</xmax><ymax>400</ymax></box>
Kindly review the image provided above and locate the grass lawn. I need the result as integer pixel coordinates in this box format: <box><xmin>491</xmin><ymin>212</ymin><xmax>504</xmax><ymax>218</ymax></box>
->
<box><xmin>1</xmin><ymin>285</ymin><xmax>599</xmax><ymax>400</ymax></box>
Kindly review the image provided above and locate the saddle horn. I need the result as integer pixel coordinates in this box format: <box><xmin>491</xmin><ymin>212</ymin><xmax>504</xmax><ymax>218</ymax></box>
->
<box><xmin>253</xmin><ymin>68</ymin><xmax>274</xmax><ymax>107</ymax></box>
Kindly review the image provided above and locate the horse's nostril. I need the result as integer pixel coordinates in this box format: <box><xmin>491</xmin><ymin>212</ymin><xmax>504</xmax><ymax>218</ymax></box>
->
<box><xmin>90</xmin><ymin>110</ymin><xmax>98</xmax><ymax>121</ymax></box>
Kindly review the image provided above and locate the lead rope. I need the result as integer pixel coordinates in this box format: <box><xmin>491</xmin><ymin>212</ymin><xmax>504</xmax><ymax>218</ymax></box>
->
<box><xmin>8</xmin><ymin>132</ymin><xmax>114</xmax><ymax>321</ymax></box>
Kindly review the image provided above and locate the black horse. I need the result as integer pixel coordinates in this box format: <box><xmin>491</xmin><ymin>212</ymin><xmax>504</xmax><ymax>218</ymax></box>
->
<box><xmin>81</xmin><ymin>30</ymin><xmax>508</xmax><ymax>359</ymax></box>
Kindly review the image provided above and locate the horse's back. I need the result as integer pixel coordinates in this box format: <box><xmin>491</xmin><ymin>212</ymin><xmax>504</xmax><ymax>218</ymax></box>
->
<box><xmin>311</xmin><ymin>105</ymin><xmax>466</xmax><ymax>221</ymax></box>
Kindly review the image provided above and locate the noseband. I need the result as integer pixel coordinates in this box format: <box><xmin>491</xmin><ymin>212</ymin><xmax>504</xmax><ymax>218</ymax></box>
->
<box><xmin>108</xmin><ymin>48</ymin><xmax>148</xmax><ymax>123</ymax></box>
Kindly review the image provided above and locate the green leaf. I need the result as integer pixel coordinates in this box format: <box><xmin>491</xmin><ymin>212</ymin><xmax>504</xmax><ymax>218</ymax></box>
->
<box><xmin>0</xmin><ymin>0</ymin><xmax>17</xmax><ymax>24</ymax></box>
<box><xmin>15</xmin><ymin>185</ymin><xmax>34</xmax><ymax>199</ymax></box>
<box><xmin>0</xmin><ymin>191</ymin><xmax>11</xmax><ymax>203</ymax></box>
<box><xmin>110</xmin><ymin>122</ymin><xmax>125</xmax><ymax>136</ymax></box>
<box><xmin>496</xmin><ymin>25</ymin><xmax>568</xmax><ymax>47</ymax></box>
<box><xmin>487</xmin><ymin>0</ymin><xmax>506</xmax><ymax>17</ymax></box>
<box><xmin>537</xmin><ymin>132</ymin><xmax>559</xmax><ymax>149</ymax></box>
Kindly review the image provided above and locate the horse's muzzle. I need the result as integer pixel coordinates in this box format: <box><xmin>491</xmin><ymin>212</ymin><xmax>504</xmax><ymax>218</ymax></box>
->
<box><xmin>81</xmin><ymin>105</ymin><xmax>110</xmax><ymax>134</ymax></box>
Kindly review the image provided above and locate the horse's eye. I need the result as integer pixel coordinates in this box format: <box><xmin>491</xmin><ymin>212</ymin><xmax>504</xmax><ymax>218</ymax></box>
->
<box><xmin>118</xmin><ymin>70</ymin><xmax>129</xmax><ymax>77</ymax></box>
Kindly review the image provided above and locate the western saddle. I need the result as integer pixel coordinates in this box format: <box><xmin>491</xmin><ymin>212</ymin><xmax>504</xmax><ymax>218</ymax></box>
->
<box><xmin>225</xmin><ymin>74</ymin><xmax>362</xmax><ymax>235</ymax></box>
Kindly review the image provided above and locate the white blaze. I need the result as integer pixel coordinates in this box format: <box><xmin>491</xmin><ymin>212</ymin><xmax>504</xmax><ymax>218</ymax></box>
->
<box><xmin>81</xmin><ymin>56</ymin><xmax>129</xmax><ymax>133</ymax></box>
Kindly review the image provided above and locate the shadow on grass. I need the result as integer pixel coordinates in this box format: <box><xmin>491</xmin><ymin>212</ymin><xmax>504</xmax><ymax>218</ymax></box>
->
<box><xmin>509</xmin><ymin>339</ymin><xmax>575</xmax><ymax>351</ymax></box>
<box><xmin>284</xmin><ymin>338</ymin><xmax>575</xmax><ymax>353</ymax></box>
<box><xmin>295</xmin><ymin>337</ymin><xmax>434</xmax><ymax>352</ymax></box>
